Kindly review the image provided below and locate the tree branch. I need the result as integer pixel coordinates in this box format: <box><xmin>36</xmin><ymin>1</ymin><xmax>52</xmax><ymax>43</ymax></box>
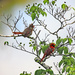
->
<box><xmin>34</xmin><ymin>57</ymin><xmax>52</xmax><ymax>69</ymax></box>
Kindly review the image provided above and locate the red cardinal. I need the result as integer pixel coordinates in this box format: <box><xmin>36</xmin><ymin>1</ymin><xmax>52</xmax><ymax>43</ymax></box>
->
<box><xmin>41</xmin><ymin>43</ymin><xmax>55</xmax><ymax>62</ymax></box>
<box><xmin>13</xmin><ymin>24</ymin><xmax>34</xmax><ymax>37</ymax></box>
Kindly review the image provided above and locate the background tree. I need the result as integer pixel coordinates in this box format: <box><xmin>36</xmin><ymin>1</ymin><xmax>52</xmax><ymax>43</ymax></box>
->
<box><xmin>0</xmin><ymin>0</ymin><xmax>75</xmax><ymax>75</ymax></box>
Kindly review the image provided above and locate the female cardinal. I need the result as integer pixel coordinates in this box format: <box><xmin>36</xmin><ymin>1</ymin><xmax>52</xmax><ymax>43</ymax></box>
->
<box><xmin>13</xmin><ymin>24</ymin><xmax>34</xmax><ymax>37</ymax></box>
<box><xmin>41</xmin><ymin>43</ymin><xmax>55</xmax><ymax>62</ymax></box>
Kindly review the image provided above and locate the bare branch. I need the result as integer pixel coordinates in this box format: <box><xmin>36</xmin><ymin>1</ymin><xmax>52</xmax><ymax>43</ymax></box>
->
<box><xmin>34</xmin><ymin>57</ymin><xmax>52</xmax><ymax>69</ymax></box>
<box><xmin>53</xmin><ymin>62</ymin><xmax>62</xmax><ymax>74</ymax></box>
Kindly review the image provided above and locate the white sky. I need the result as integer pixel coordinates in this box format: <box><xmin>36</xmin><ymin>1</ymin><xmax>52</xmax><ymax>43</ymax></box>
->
<box><xmin>0</xmin><ymin>0</ymin><xmax>75</xmax><ymax>75</ymax></box>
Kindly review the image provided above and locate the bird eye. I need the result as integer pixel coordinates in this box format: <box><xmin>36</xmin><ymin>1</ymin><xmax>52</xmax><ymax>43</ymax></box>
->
<box><xmin>52</xmin><ymin>44</ymin><xmax>55</xmax><ymax>47</ymax></box>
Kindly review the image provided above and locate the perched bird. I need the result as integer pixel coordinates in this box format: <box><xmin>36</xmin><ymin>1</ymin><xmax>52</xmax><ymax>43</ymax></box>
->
<box><xmin>13</xmin><ymin>23</ymin><xmax>34</xmax><ymax>37</ymax></box>
<box><xmin>41</xmin><ymin>43</ymin><xmax>55</xmax><ymax>62</ymax></box>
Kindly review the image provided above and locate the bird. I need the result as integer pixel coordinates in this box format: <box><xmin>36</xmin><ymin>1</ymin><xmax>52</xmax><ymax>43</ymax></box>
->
<box><xmin>41</xmin><ymin>43</ymin><xmax>55</xmax><ymax>62</ymax></box>
<box><xmin>13</xmin><ymin>23</ymin><xmax>34</xmax><ymax>37</ymax></box>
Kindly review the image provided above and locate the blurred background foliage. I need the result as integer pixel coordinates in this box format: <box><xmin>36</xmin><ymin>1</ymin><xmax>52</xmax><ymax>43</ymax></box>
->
<box><xmin>0</xmin><ymin>0</ymin><xmax>36</xmax><ymax>14</ymax></box>
<box><xmin>0</xmin><ymin>0</ymin><xmax>38</xmax><ymax>32</ymax></box>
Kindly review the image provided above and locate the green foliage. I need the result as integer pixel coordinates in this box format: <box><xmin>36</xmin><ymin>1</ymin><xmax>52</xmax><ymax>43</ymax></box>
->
<box><xmin>29</xmin><ymin>40</ymin><xmax>37</xmax><ymax>51</ymax></box>
<box><xmin>31</xmin><ymin>13</ymin><xmax>36</xmax><ymax>21</ymax></box>
<box><xmin>18</xmin><ymin>42</ymin><xmax>25</xmax><ymax>47</ymax></box>
<box><xmin>59</xmin><ymin>55</ymin><xmax>75</xmax><ymax>74</ymax></box>
<box><xmin>35</xmin><ymin>69</ymin><xmax>54</xmax><ymax>75</ymax></box>
<box><xmin>46</xmin><ymin>69</ymin><xmax>54</xmax><ymax>75</ymax></box>
<box><xmin>61</xmin><ymin>3</ymin><xmax>68</xmax><ymax>10</ymax></box>
<box><xmin>56</xmin><ymin>37</ymin><xmax>73</xmax><ymax>46</ymax></box>
<box><xmin>33</xmin><ymin>46</ymin><xmax>37</xmax><ymax>51</ymax></box>
<box><xmin>41</xmin><ymin>44</ymin><xmax>49</xmax><ymax>53</ymax></box>
<box><xmin>4</xmin><ymin>41</ymin><xmax>9</xmax><ymax>45</ymax></box>
<box><xmin>68</xmin><ymin>38</ymin><xmax>73</xmax><ymax>45</ymax></box>
<box><xmin>72</xmin><ymin>7</ymin><xmax>75</xmax><ymax>11</ymax></box>
<box><xmin>67</xmin><ymin>67</ymin><xmax>75</xmax><ymax>75</ymax></box>
<box><xmin>25</xmin><ymin>3</ymin><xmax>47</xmax><ymax>21</ymax></box>
<box><xmin>52</xmin><ymin>1</ymin><xmax>55</xmax><ymax>5</ymax></box>
<box><xmin>39</xmin><ymin>41</ymin><xmax>49</xmax><ymax>55</ymax></box>
<box><xmin>39</xmin><ymin>41</ymin><xmax>46</xmax><ymax>45</ymax></box>
<box><xmin>62</xmin><ymin>65</ymin><xmax>66</xmax><ymax>73</ymax></box>
<box><xmin>66</xmin><ymin>66</ymin><xmax>70</xmax><ymax>72</ymax></box>
<box><xmin>57</xmin><ymin>46</ymin><xmax>68</xmax><ymax>54</ymax></box>
<box><xmin>39</xmin><ymin>49</ymin><xmax>41</xmax><ymax>55</ymax></box>
<box><xmin>20</xmin><ymin>71</ymin><xmax>31</xmax><ymax>75</ymax></box>
<box><xmin>14</xmin><ymin>36</ymin><xmax>16</xmax><ymax>39</ymax></box>
<box><xmin>56</xmin><ymin>37</ymin><xmax>62</xmax><ymax>47</ymax></box>
<box><xmin>73</xmin><ymin>53</ymin><xmax>75</xmax><ymax>57</ymax></box>
<box><xmin>58</xmin><ymin>47</ymin><xmax>64</xmax><ymax>54</ymax></box>
<box><xmin>35</xmin><ymin>69</ymin><xmax>45</xmax><ymax>75</ymax></box>
<box><xmin>62</xmin><ymin>38</ymin><xmax>67</xmax><ymax>43</ymax></box>
<box><xmin>59</xmin><ymin>60</ymin><xmax>63</xmax><ymax>67</ymax></box>
<box><xmin>56</xmin><ymin>38</ymin><xmax>73</xmax><ymax>55</ymax></box>
<box><xmin>64</xmin><ymin>47</ymin><xmax>68</xmax><ymax>54</ymax></box>
<box><xmin>43</xmin><ymin>0</ymin><xmax>49</xmax><ymax>4</ymax></box>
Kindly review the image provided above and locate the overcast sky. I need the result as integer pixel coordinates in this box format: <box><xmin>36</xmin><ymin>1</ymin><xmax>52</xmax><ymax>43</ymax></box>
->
<box><xmin>0</xmin><ymin>0</ymin><xmax>75</xmax><ymax>75</ymax></box>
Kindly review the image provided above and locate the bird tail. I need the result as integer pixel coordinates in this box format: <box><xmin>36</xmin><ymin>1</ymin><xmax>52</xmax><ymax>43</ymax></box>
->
<box><xmin>41</xmin><ymin>54</ymin><xmax>46</xmax><ymax>62</ymax></box>
<box><xmin>13</xmin><ymin>32</ymin><xmax>23</xmax><ymax>34</ymax></box>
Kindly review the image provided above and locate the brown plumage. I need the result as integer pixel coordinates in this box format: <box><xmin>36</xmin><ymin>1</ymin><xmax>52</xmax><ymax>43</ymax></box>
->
<box><xmin>13</xmin><ymin>24</ymin><xmax>34</xmax><ymax>37</ymax></box>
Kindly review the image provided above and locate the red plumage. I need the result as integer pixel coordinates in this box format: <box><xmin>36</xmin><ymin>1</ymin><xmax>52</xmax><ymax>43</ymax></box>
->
<box><xmin>41</xmin><ymin>43</ymin><xmax>55</xmax><ymax>62</ymax></box>
<box><xmin>13</xmin><ymin>32</ymin><xmax>23</xmax><ymax>34</ymax></box>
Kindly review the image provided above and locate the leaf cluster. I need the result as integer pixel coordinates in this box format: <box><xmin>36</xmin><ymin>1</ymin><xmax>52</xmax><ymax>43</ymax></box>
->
<box><xmin>35</xmin><ymin>69</ymin><xmax>53</xmax><ymax>75</ymax></box>
<box><xmin>25</xmin><ymin>3</ymin><xmax>47</xmax><ymax>20</ymax></box>
<box><xmin>56</xmin><ymin>37</ymin><xmax>73</xmax><ymax>55</ymax></box>
<box><xmin>38</xmin><ymin>41</ymin><xmax>49</xmax><ymax>55</ymax></box>
<box><xmin>59</xmin><ymin>55</ymin><xmax>75</xmax><ymax>74</ymax></box>
<box><xmin>20</xmin><ymin>71</ymin><xmax>31</xmax><ymax>75</ymax></box>
<box><xmin>29</xmin><ymin>39</ymin><xmax>37</xmax><ymax>51</ymax></box>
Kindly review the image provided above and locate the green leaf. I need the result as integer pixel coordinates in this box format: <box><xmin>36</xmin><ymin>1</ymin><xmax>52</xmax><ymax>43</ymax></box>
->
<box><xmin>62</xmin><ymin>65</ymin><xmax>66</xmax><ymax>73</ymax></box>
<box><xmin>46</xmin><ymin>69</ymin><xmax>53</xmax><ymax>75</ymax></box>
<box><xmin>20</xmin><ymin>73</ymin><xmax>24</xmax><ymax>75</ymax></box>
<box><xmin>68</xmin><ymin>38</ymin><xmax>73</xmax><ymax>45</ymax></box>
<box><xmin>23</xmin><ymin>44</ymin><xmax>25</xmax><ymax>46</ymax></box>
<box><xmin>61</xmin><ymin>3</ymin><xmax>68</xmax><ymax>10</ymax></box>
<box><xmin>20</xmin><ymin>42</ymin><xmax>22</xmax><ymax>44</ymax></box>
<box><xmin>62</xmin><ymin>38</ymin><xmax>67</xmax><ymax>43</ymax></box>
<box><xmin>30</xmin><ymin>39</ymin><xmax>32</xmax><ymax>41</ymax></box>
<box><xmin>64</xmin><ymin>47</ymin><xmax>68</xmax><ymax>54</ymax></box>
<box><xmin>62</xmin><ymin>55</ymin><xmax>66</xmax><ymax>59</ymax></box>
<box><xmin>39</xmin><ymin>49</ymin><xmax>41</xmax><ymax>55</ymax></box>
<box><xmin>41</xmin><ymin>11</ymin><xmax>45</xmax><ymax>16</ymax></box>
<box><xmin>52</xmin><ymin>1</ymin><xmax>55</xmax><ymax>5</ymax></box>
<box><xmin>14</xmin><ymin>37</ymin><xmax>16</xmax><ymax>39</ymax></box>
<box><xmin>30</xmin><ymin>6</ymin><xmax>36</xmax><ymax>12</ymax></box>
<box><xmin>4</xmin><ymin>41</ymin><xmax>9</xmax><ymax>45</ymax></box>
<box><xmin>72</xmin><ymin>7</ymin><xmax>75</xmax><ymax>11</ymax></box>
<box><xmin>43</xmin><ymin>0</ymin><xmax>49</xmax><ymax>4</ymax></box>
<box><xmin>35</xmin><ymin>69</ymin><xmax>46</xmax><ymax>75</ymax></box>
<box><xmin>33</xmin><ymin>46</ymin><xmax>37</xmax><ymax>51</ymax></box>
<box><xmin>41</xmin><ymin>45</ymin><xmax>49</xmax><ymax>53</ymax></box>
<box><xmin>59</xmin><ymin>60</ymin><xmax>63</xmax><ymax>67</ymax></box>
<box><xmin>32</xmin><ymin>41</ymin><xmax>34</xmax><ymax>43</ymax></box>
<box><xmin>38</xmin><ymin>4</ymin><xmax>41</xmax><ymax>6</ymax></box>
<box><xmin>31</xmin><ymin>13</ymin><xmax>36</xmax><ymax>21</ymax></box>
<box><xmin>20</xmin><ymin>72</ymin><xmax>31</xmax><ymax>75</ymax></box>
<box><xmin>29</xmin><ymin>42</ymin><xmax>31</xmax><ymax>44</ymax></box>
<box><xmin>29</xmin><ymin>44</ymin><xmax>32</xmax><ymax>47</ymax></box>
<box><xmin>56</xmin><ymin>37</ymin><xmax>61</xmax><ymax>46</ymax></box>
<box><xmin>70</xmin><ymin>57</ymin><xmax>74</xmax><ymax>64</ymax></box>
<box><xmin>44</xmin><ymin>12</ymin><xmax>47</xmax><ymax>16</ymax></box>
<box><xmin>66</xmin><ymin>66</ymin><xmax>70</xmax><ymax>72</ymax></box>
<box><xmin>73</xmin><ymin>53</ymin><xmax>75</xmax><ymax>58</ymax></box>
<box><xmin>58</xmin><ymin>47</ymin><xmax>64</xmax><ymax>54</ymax></box>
